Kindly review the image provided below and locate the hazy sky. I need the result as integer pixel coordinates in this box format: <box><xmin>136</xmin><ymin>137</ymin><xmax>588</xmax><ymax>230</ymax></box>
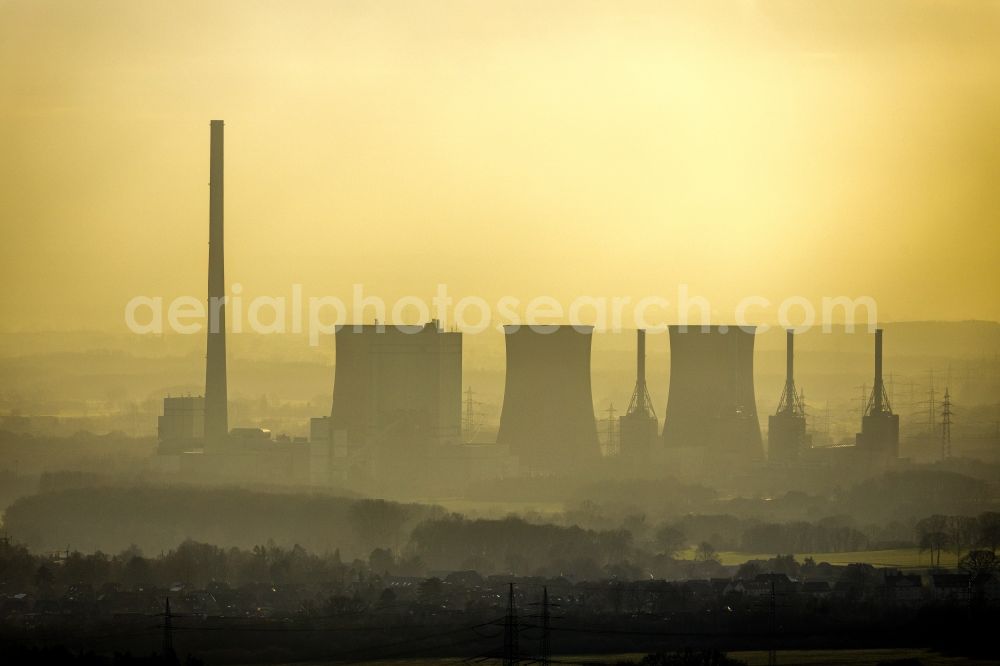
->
<box><xmin>2</xmin><ymin>0</ymin><xmax>999</xmax><ymax>330</ymax></box>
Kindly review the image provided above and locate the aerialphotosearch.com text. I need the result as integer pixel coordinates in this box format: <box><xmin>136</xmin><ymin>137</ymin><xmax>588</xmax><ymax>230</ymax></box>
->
<box><xmin>124</xmin><ymin>283</ymin><xmax>878</xmax><ymax>346</ymax></box>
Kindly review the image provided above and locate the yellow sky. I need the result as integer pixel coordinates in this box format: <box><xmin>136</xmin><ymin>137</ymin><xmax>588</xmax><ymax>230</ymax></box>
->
<box><xmin>1</xmin><ymin>0</ymin><xmax>999</xmax><ymax>330</ymax></box>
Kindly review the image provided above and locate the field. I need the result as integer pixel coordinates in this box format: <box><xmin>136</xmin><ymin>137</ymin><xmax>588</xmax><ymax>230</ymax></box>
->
<box><xmin>409</xmin><ymin>497</ymin><xmax>958</xmax><ymax>572</ymax></box>
<box><xmin>424</xmin><ymin>497</ymin><xmax>566</xmax><ymax>518</ymax></box>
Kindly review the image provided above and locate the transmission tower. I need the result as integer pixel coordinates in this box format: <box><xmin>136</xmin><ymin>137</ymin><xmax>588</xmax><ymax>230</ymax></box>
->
<box><xmin>462</xmin><ymin>386</ymin><xmax>484</xmax><ymax>442</ymax></box>
<box><xmin>541</xmin><ymin>586</ymin><xmax>551</xmax><ymax>666</ymax></box>
<box><xmin>927</xmin><ymin>370</ymin><xmax>938</xmax><ymax>436</ymax></box>
<box><xmin>941</xmin><ymin>388</ymin><xmax>952</xmax><ymax>460</ymax></box>
<box><xmin>163</xmin><ymin>597</ymin><xmax>175</xmax><ymax>660</ymax></box>
<box><xmin>604</xmin><ymin>403</ymin><xmax>619</xmax><ymax>456</ymax></box>
<box><xmin>768</xmin><ymin>581</ymin><xmax>777</xmax><ymax>666</ymax></box>
<box><xmin>503</xmin><ymin>583</ymin><xmax>519</xmax><ymax>666</ymax></box>
<box><xmin>919</xmin><ymin>369</ymin><xmax>938</xmax><ymax>436</ymax></box>
<box><xmin>526</xmin><ymin>584</ymin><xmax>561</xmax><ymax>665</ymax></box>
<box><xmin>856</xmin><ymin>383</ymin><xmax>868</xmax><ymax>417</ymax></box>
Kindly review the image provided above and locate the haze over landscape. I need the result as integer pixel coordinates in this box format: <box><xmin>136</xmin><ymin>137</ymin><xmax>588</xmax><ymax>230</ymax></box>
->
<box><xmin>1</xmin><ymin>2</ymin><xmax>1000</xmax><ymax>665</ymax></box>
<box><xmin>3</xmin><ymin>0</ymin><xmax>1000</xmax><ymax>329</ymax></box>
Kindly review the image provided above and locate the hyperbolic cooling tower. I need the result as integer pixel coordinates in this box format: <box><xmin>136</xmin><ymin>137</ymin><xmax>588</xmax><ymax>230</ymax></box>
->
<box><xmin>496</xmin><ymin>325</ymin><xmax>600</xmax><ymax>472</ymax></box>
<box><xmin>661</xmin><ymin>325</ymin><xmax>763</xmax><ymax>458</ymax></box>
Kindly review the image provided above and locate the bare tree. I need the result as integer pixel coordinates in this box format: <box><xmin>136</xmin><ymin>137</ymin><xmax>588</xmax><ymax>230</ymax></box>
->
<box><xmin>976</xmin><ymin>512</ymin><xmax>1000</xmax><ymax>553</ymax></box>
<box><xmin>959</xmin><ymin>549</ymin><xmax>999</xmax><ymax>585</ymax></box>
<box><xmin>654</xmin><ymin>525</ymin><xmax>686</xmax><ymax>558</ymax></box>
<box><xmin>695</xmin><ymin>541</ymin><xmax>720</xmax><ymax>564</ymax></box>
<box><xmin>959</xmin><ymin>549</ymin><xmax>999</xmax><ymax>603</ymax></box>
<box><xmin>946</xmin><ymin>515</ymin><xmax>978</xmax><ymax>560</ymax></box>
<box><xmin>916</xmin><ymin>515</ymin><xmax>951</xmax><ymax>566</ymax></box>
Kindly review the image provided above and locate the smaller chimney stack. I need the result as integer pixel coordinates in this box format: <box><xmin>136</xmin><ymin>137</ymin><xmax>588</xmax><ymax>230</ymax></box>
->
<box><xmin>874</xmin><ymin>328</ymin><xmax>883</xmax><ymax>387</ymax></box>
<box><xmin>636</xmin><ymin>329</ymin><xmax>646</xmax><ymax>386</ymax></box>
<box><xmin>785</xmin><ymin>329</ymin><xmax>794</xmax><ymax>386</ymax></box>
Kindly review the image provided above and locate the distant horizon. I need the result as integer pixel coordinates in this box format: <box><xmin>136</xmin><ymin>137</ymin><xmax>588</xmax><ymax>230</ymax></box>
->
<box><xmin>3</xmin><ymin>317</ymin><xmax>1000</xmax><ymax>336</ymax></box>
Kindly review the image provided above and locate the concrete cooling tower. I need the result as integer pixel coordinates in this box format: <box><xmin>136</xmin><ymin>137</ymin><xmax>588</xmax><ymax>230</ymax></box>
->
<box><xmin>661</xmin><ymin>325</ymin><xmax>763</xmax><ymax>459</ymax></box>
<box><xmin>496</xmin><ymin>325</ymin><xmax>600</xmax><ymax>473</ymax></box>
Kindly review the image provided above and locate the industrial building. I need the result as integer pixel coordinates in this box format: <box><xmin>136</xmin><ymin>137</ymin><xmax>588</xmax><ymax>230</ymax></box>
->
<box><xmin>661</xmin><ymin>325</ymin><xmax>763</xmax><ymax>459</ymax></box>
<box><xmin>327</xmin><ymin>321</ymin><xmax>462</xmax><ymax>449</ymax></box>
<box><xmin>318</xmin><ymin>320</ymin><xmax>515</xmax><ymax>491</ymax></box>
<box><xmin>157</xmin><ymin>396</ymin><xmax>205</xmax><ymax>454</ymax></box>
<box><xmin>619</xmin><ymin>329</ymin><xmax>658</xmax><ymax>459</ymax></box>
<box><xmin>767</xmin><ymin>330</ymin><xmax>810</xmax><ymax>462</ymax></box>
<box><xmin>496</xmin><ymin>325</ymin><xmax>601</xmax><ymax>473</ymax></box>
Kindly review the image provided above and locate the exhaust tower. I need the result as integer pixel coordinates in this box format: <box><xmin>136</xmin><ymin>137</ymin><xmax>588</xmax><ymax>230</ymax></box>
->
<box><xmin>855</xmin><ymin>329</ymin><xmax>899</xmax><ymax>459</ymax></box>
<box><xmin>619</xmin><ymin>329</ymin><xmax>658</xmax><ymax>459</ymax></box>
<box><xmin>767</xmin><ymin>330</ymin><xmax>809</xmax><ymax>462</ymax></box>
<box><xmin>204</xmin><ymin>120</ymin><xmax>228</xmax><ymax>444</ymax></box>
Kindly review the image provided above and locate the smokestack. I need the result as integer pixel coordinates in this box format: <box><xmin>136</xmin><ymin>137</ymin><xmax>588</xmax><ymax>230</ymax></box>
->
<box><xmin>204</xmin><ymin>120</ymin><xmax>228</xmax><ymax>444</ymax></box>
<box><xmin>621</xmin><ymin>329</ymin><xmax>658</xmax><ymax>456</ymax></box>
<box><xmin>785</xmin><ymin>330</ymin><xmax>794</xmax><ymax>386</ymax></box>
<box><xmin>871</xmin><ymin>328</ymin><xmax>885</xmax><ymax>414</ymax></box>
<box><xmin>874</xmin><ymin>328</ymin><xmax>883</xmax><ymax>386</ymax></box>
<box><xmin>637</xmin><ymin>329</ymin><xmax>646</xmax><ymax>386</ymax></box>
<box><xmin>624</xmin><ymin>329</ymin><xmax>656</xmax><ymax>419</ymax></box>
<box><xmin>857</xmin><ymin>327</ymin><xmax>899</xmax><ymax>458</ymax></box>
<box><xmin>768</xmin><ymin>329</ymin><xmax>807</xmax><ymax>461</ymax></box>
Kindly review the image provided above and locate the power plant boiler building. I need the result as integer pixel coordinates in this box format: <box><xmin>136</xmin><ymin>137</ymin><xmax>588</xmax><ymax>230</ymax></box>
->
<box><xmin>661</xmin><ymin>325</ymin><xmax>763</xmax><ymax>460</ymax></box>
<box><xmin>496</xmin><ymin>325</ymin><xmax>601</xmax><ymax>473</ymax></box>
<box><xmin>328</xmin><ymin>321</ymin><xmax>463</xmax><ymax>451</ymax></box>
<box><xmin>158</xmin><ymin>396</ymin><xmax>205</xmax><ymax>455</ymax></box>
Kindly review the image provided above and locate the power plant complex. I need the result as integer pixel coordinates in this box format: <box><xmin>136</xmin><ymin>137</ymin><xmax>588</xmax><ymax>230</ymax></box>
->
<box><xmin>156</xmin><ymin>122</ymin><xmax>903</xmax><ymax>488</ymax></box>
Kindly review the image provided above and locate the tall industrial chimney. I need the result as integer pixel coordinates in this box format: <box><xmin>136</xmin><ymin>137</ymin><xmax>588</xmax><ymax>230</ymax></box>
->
<box><xmin>865</xmin><ymin>328</ymin><xmax>891</xmax><ymax>417</ymax></box>
<box><xmin>637</xmin><ymin>329</ymin><xmax>646</xmax><ymax>386</ymax></box>
<box><xmin>204</xmin><ymin>120</ymin><xmax>228</xmax><ymax>444</ymax></box>
<box><xmin>785</xmin><ymin>329</ymin><xmax>794</xmax><ymax>396</ymax></box>
<box><xmin>873</xmin><ymin>329</ymin><xmax>884</xmax><ymax>413</ymax></box>
<box><xmin>776</xmin><ymin>330</ymin><xmax>804</xmax><ymax>417</ymax></box>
